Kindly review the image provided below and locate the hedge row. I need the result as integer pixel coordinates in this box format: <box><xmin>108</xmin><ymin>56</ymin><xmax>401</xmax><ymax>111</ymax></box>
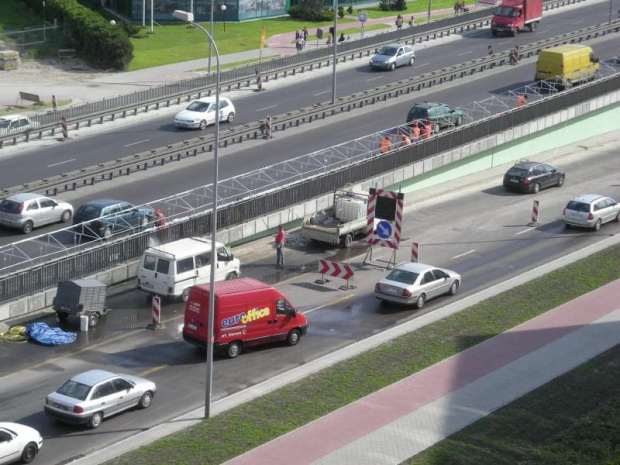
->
<box><xmin>21</xmin><ymin>0</ymin><xmax>133</xmax><ymax>70</ymax></box>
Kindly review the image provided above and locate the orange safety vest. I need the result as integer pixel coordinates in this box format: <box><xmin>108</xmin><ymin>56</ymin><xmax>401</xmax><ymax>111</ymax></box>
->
<box><xmin>411</xmin><ymin>125</ymin><xmax>421</xmax><ymax>140</ymax></box>
<box><xmin>421</xmin><ymin>124</ymin><xmax>431</xmax><ymax>140</ymax></box>
<box><xmin>380</xmin><ymin>137</ymin><xmax>391</xmax><ymax>153</ymax></box>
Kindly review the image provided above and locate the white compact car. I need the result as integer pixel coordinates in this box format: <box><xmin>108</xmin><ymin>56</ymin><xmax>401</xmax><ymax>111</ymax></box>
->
<box><xmin>173</xmin><ymin>97</ymin><xmax>235</xmax><ymax>129</ymax></box>
<box><xmin>0</xmin><ymin>422</ymin><xmax>42</xmax><ymax>464</ymax></box>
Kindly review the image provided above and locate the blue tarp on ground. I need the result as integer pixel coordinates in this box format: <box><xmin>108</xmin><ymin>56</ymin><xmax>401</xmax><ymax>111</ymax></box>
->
<box><xmin>27</xmin><ymin>322</ymin><xmax>77</xmax><ymax>346</ymax></box>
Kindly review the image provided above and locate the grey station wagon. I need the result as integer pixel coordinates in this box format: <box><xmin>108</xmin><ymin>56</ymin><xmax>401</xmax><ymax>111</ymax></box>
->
<box><xmin>44</xmin><ymin>369</ymin><xmax>156</xmax><ymax>429</ymax></box>
<box><xmin>370</xmin><ymin>43</ymin><xmax>415</xmax><ymax>71</ymax></box>
<box><xmin>564</xmin><ymin>194</ymin><xmax>620</xmax><ymax>231</ymax></box>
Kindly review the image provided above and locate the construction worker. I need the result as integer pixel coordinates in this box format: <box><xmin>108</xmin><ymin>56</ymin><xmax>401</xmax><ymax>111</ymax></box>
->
<box><xmin>421</xmin><ymin>119</ymin><xmax>432</xmax><ymax>140</ymax></box>
<box><xmin>380</xmin><ymin>135</ymin><xmax>391</xmax><ymax>154</ymax></box>
<box><xmin>515</xmin><ymin>94</ymin><xmax>527</xmax><ymax>108</ymax></box>
<box><xmin>399</xmin><ymin>132</ymin><xmax>411</xmax><ymax>146</ymax></box>
<box><xmin>410</xmin><ymin>121</ymin><xmax>421</xmax><ymax>141</ymax></box>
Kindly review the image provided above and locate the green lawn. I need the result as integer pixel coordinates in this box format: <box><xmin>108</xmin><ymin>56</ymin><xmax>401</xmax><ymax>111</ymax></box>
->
<box><xmin>105</xmin><ymin>245</ymin><xmax>620</xmax><ymax>465</ymax></box>
<box><xmin>353</xmin><ymin>0</ymin><xmax>477</xmax><ymax>19</ymax></box>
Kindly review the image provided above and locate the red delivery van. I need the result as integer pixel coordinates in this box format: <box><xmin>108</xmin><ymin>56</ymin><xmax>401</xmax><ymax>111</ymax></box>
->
<box><xmin>183</xmin><ymin>278</ymin><xmax>308</xmax><ymax>358</ymax></box>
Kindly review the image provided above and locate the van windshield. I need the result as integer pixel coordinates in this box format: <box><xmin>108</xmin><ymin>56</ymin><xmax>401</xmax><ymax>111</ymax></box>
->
<box><xmin>493</xmin><ymin>6</ymin><xmax>518</xmax><ymax>17</ymax></box>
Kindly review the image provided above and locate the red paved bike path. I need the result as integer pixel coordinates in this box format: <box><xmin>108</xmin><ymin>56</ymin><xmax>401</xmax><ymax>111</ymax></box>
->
<box><xmin>225</xmin><ymin>279</ymin><xmax>620</xmax><ymax>465</ymax></box>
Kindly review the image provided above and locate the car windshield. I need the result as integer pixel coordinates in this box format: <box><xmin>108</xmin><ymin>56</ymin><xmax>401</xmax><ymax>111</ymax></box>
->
<box><xmin>186</xmin><ymin>101</ymin><xmax>211</xmax><ymax>112</ymax></box>
<box><xmin>566</xmin><ymin>201</ymin><xmax>590</xmax><ymax>213</ymax></box>
<box><xmin>0</xmin><ymin>199</ymin><xmax>21</xmax><ymax>214</ymax></box>
<box><xmin>77</xmin><ymin>205</ymin><xmax>103</xmax><ymax>220</ymax></box>
<box><xmin>57</xmin><ymin>379</ymin><xmax>92</xmax><ymax>400</ymax></box>
<box><xmin>506</xmin><ymin>167</ymin><xmax>529</xmax><ymax>178</ymax></box>
<box><xmin>378</xmin><ymin>46</ymin><xmax>398</xmax><ymax>57</ymax></box>
<box><xmin>408</xmin><ymin>107</ymin><xmax>428</xmax><ymax>120</ymax></box>
<box><xmin>385</xmin><ymin>269</ymin><xmax>419</xmax><ymax>285</ymax></box>
<box><xmin>493</xmin><ymin>6</ymin><xmax>518</xmax><ymax>17</ymax></box>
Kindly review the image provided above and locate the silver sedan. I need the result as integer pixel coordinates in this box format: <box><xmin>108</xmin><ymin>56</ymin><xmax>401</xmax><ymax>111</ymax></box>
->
<box><xmin>374</xmin><ymin>262</ymin><xmax>461</xmax><ymax>309</ymax></box>
<box><xmin>370</xmin><ymin>43</ymin><xmax>416</xmax><ymax>71</ymax></box>
<box><xmin>44</xmin><ymin>369</ymin><xmax>156</xmax><ymax>429</ymax></box>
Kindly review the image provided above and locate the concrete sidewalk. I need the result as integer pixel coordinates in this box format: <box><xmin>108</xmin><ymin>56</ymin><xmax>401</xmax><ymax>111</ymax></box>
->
<box><xmin>223</xmin><ymin>279</ymin><xmax>620</xmax><ymax>465</ymax></box>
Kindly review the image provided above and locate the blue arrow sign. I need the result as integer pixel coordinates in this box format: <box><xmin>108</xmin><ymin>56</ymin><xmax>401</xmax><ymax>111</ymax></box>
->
<box><xmin>376</xmin><ymin>220</ymin><xmax>393</xmax><ymax>239</ymax></box>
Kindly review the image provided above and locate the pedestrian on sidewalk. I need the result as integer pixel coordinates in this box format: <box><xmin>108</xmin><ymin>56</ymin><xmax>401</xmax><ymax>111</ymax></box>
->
<box><xmin>275</xmin><ymin>225</ymin><xmax>285</xmax><ymax>266</ymax></box>
<box><xmin>396</xmin><ymin>14</ymin><xmax>403</xmax><ymax>29</ymax></box>
<box><xmin>339</xmin><ymin>32</ymin><xmax>346</xmax><ymax>43</ymax></box>
<box><xmin>326</xmin><ymin>35</ymin><xmax>332</xmax><ymax>46</ymax></box>
<box><xmin>454</xmin><ymin>1</ymin><xmax>460</xmax><ymax>15</ymax></box>
<box><xmin>409</xmin><ymin>16</ymin><xmax>414</xmax><ymax>27</ymax></box>
<box><xmin>302</xmin><ymin>27</ymin><xmax>309</xmax><ymax>48</ymax></box>
<box><xmin>461</xmin><ymin>1</ymin><xmax>469</xmax><ymax>12</ymax></box>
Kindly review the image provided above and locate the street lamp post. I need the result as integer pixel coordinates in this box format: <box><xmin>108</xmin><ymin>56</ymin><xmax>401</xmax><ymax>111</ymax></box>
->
<box><xmin>42</xmin><ymin>1</ymin><xmax>46</xmax><ymax>40</ymax></box>
<box><xmin>173</xmin><ymin>9</ymin><xmax>221</xmax><ymax>420</ymax></box>
<box><xmin>221</xmin><ymin>4</ymin><xmax>227</xmax><ymax>33</ymax></box>
<box><xmin>331</xmin><ymin>0</ymin><xmax>338</xmax><ymax>104</ymax></box>
<box><xmin>208</xmin><ymin>0</ymin><xmax>214</xmax><ymax>73</ymax></box>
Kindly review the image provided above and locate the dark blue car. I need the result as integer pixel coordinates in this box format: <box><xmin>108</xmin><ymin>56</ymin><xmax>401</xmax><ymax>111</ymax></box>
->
<box><xmin>73</xmin><ymin>199</ymin><xmax>155</xmax><ymax>239</ymax></box>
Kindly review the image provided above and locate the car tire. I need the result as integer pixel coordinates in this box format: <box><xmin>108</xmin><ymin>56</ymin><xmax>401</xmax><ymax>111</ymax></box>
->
<box><xmin>225</xmin><ymin>272</ymin><xmax>237</xmax><ymax>280</ymax></box>
<box><xmin>61</xmin><ymin>210</ymin><xmax>72</xmax><ymax>223</ymax></box>
<box><xmin>227</xmin><ymin>112</ymin><xmax>235</xmax><ymax>123</ymax></box>
<box><xmin>409</xmin><ymin>57</ymin><xmax>415</xmax><ymax>66</ymax></box>
<box><xmin>512</xmin><ymin>28</ymin><xmax>518</xmax><ymax>37</ymax></box>
<box><xmin>89</xmin><ymin>412</ymin><xmax>103</xmax><ymax>429</ymax></box>
<box><xmin>286</xmin><ymin>329</ymin><xmax>301</xmax><ymax>346</ymax></box>
<box><xmin>20</xmin><ymin>442</ymin><xmax>38</xmax><ymax>464</ymax></box>
<box><xmin>199</xmin><ymin>120</ymin><xmax>207</xmax><ymax>130</ymax></box>
<box><xmin>138</xmin><ymin>391</ymin><xmax>154</xmax><ymax>409</ymax></box>
<box><xmin>415</xmin><ymin>294</ymin><xmax>426</xmax><ymax>309</ymax></box>
<box><xmin>449</xmin><ymin>280</ymin><xmax>459</xmax><ymax>296</ymax></box>
<box><xmin>390</xmin><ymin>62</ymin><xmax>396</xmax><ymax>71</ymax></box>
<box><xmin>594</xmin><ymin>219</ymin><xmax>602</xmax><ymax>231</ymax></box>
<box><xmin>88</xmin><ymin>313</ymin><xmax>99</xmax><ymax>327</ymax></box>
<box><xmin>557</xmin><ymin>176</ymin><xmax>565</xmax><ymax>187</ymax></box>
<box><xmin>182</xmin><ymin>288</ymin><xmax>190</xmax><ymax>302</ymax></box>
<box><xmin>22</xmin><ymin>221</ymin><xmax>33</xmax><ymax>234</ymax></box>
<box><xmin>455</xmin><ymin>116</ymin><xmax>462</xmax><ymax>127</ymax></box>
<box><xmin>532</xmin><ymin>183</ymin><xmax>541</xmax><ymax>194</ymax></box>
<box><xmin>227</xmin><ymin>341</ymin><xmax>241</xmax><ymax>359</ymax></box>
<box><xmin>342</xmin><ymin>233</ymin><xmax>353</xmax><ymax>248</ymax></box>
<box><xmin>491</xmin><ymin>29</ymin><xmax>498</xmax><ymax>36</ymax></box>
<box><xmin>529</xmin><ymin>22</ymin><xmax>536</xmax><ymax>32</ymax></box>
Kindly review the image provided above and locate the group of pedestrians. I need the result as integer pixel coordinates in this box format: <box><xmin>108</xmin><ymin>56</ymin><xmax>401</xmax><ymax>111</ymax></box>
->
<box><xmin>295</xmin><ymin>27</ymin><xmax>309</xmax><ymax>52</ymax></box>
<box><xmin>379</xmin><ymin>120</ymin><xmax>434</xmax><ymax>154</ymax></box>
<box><xmin>454</xmin><ymin>0</ymin><xmax>469</xmax><ymax>14</ymax></box>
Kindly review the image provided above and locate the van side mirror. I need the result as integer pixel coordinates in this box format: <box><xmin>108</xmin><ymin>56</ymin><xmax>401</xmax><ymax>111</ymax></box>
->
<box><xmin>229</xmin><ymin>253</ymin><xmax>234</xmax><ymax>261</ymax></box>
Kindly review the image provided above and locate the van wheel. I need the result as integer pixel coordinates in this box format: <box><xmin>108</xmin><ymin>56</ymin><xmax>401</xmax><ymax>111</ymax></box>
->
<box><xmin>22</xmin><ymin>221</ymin><xmax>33</xmax><ymax>234</ymax></box>
<box><xmin>512</xmin><ymin>28</ymin><xmax>518</xmax><ymax>37</ymax></box>
<box><xmin>286</xmin><ymin>329</ymin><xmax>301</xmax><ymax>346</ymax></box>
<box><xmin>88</xmin><ymin>313</ymin><xmax>99</xmax><ymax>327</ymax></box>
<box><xmin>182</xmin><ymin>288</ymin><xmax>190</xmax><ymax>302</ymax></box>
<box><xmin>89</xmin><ymin>412</ymin><xmax>103</xmax><ymax>429</ymax></box>
<box><xmin>593</xmin><ymin>219</ymin><xmax>602</xmax><ymax>231</ymax></box>
<box><xmin>529</xmin><ymin>22</ymin><xmax>536</xmax><ymax>32</ymax></box>
<box><xmin>225</xmin><ymin>272</ymin><xmax>237</xmax><ymax>280</ymax></box>
<box><xmin>415</xmin><ymin>294</ymin><xmax>426</xmax><ymax>309</ymax></box>
<box><xmin>227</xmin><ymin>341</ymin><xmax>241</xmax><ymax>359</ymax></box>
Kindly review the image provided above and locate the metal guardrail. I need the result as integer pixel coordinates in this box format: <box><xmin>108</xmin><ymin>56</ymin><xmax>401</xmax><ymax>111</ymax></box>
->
<box><xmin>2</xmin><ymin>19</ymin><xmax>618</xmax><ymax>199</ymax></box>
<box><xmin>0</xmin><ymin>0</ymin><xmax>585</xmax><ymax>149</ymax></box>
<box><xmin>0</xmin><ymin>72</ymin><xmax>618</xmax><ymax>304</ymax></box>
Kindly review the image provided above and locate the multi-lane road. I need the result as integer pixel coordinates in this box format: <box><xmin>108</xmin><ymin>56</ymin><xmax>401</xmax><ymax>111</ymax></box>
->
<box><xmin>1</xmin><ymin>133</ymin><xmax>619</xmax><ymax>464</ymax></box>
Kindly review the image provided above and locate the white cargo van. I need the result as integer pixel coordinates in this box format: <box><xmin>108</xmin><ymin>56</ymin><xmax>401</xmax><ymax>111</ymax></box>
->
<box><xmin>137</xmin><ymin>237</ymin><xmax>241</xmax><ymax>301</ymax></box>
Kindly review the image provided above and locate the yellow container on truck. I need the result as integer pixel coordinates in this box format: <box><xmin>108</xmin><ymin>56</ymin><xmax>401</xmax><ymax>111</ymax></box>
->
<box><xmin>535</xmin><ymin>44</ymin><xmax>599</xmax><ymax>86</ymax></box>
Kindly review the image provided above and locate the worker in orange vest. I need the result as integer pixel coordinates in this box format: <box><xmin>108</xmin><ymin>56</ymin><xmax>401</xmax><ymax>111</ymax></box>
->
<box><xmin>380</xmin><ymin>135</ymin><xmax>391</xmax><ymax>154</ymax></box>
<box><xmin>410</xmin><ymin>121</ymin><xmax>421</xmax><ymax>141</ymax></box>
<box><xmin>399</xmin><ymin>132</ymin><xmax>411</xmax><ymax>146</ymax></box>
<box><xmin>515</xmin><ymin>94</ymin><xmax>527</xmax><ymax>108</ymax></box>
<box><xmin>421</xmin><ymin>119</ymin><xmax>432</xmax><ymax>140</ymax></box>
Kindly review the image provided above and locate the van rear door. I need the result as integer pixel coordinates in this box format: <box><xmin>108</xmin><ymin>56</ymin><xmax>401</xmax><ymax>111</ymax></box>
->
<box><xmin>139</xmin><ymin>253</ymin><xmax>172</xmax><ymax>296</ymax></box>
<box><xmin>184</xmin><ymin>290</ymin><xmax>208</xmax><ymax>344</ymax></box>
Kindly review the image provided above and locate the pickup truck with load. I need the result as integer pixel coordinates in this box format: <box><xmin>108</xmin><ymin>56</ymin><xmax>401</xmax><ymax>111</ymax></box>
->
<box><xmin>491</xmin><ymin>0</ymin><xmax>542</xmax><ymax>36</ymax></box>
<box><xmin>300</xmin><ymin>189</ymin><xmax>369</xmax><ymax>248</ymax></box>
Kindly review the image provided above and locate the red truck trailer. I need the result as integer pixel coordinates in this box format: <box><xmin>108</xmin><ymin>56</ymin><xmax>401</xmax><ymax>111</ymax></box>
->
<box><xmin>491</xmin><ymin>0</ymin><xmax>543</xmax><ymax>36</ymax></box>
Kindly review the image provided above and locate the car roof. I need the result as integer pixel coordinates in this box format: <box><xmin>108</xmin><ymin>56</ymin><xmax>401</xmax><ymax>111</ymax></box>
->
<box><xmin>70</xmin><ymin>369</ymin><xmax>117</xmax><ymax>386</ymax></box>
<box><xmin>80</xmin><ymin>199</ymin><xmax>127</xmax><ymax>208</ymax></box>
<box><xmin>411</xmin><ymin>102</ymin><xmax>444</xmax><ymax>109</ymax></box>
<box><xmin>511</xmin><ymin>161</ymin><xmax>541</xmax><ymax>170</ymax></box>
<box><xmin>391</xmin><ymin>262</ymin><xmax>436</xmax><ymax>274</ymax></box>
<box><xmin>383</xmin><ymin>43</ymin><xmax>407</xmax><ymax>48</ymax></box>
<box><xmin>0</xmin><ymin>114</ymin><xmax>29</xmax><ymax>122</ymax></box>
<box><xmin>569</xmin><ymin>193</ymin><xmax>607</xmax><ymax>204</ymax></box>
<box><xmin>4</xmin><ymin>193</ymin><xmax>44</xmax><ymax>202</ymax></box>
<box><xmin>194</xmin><ymin>96</ymin><xmax>231</xmax><ymax>104</ymax></box>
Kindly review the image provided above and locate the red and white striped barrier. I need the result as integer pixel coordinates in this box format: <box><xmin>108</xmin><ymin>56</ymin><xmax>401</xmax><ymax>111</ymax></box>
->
<box><xmin>147</xmin><ymin>295</ymin><xmax>164</xmax><ymax>329</ymax></box>
<box><xmin>510</xmin><ymin>45</ymin><xmax>520</xmax><ymax>65</ymax></box>
<box><xmin>316</xmin><ymin>259</ymin><xmax>355</xmax><ymax>289</ymax></box>
<box><xmin>263</xmin><ymin>115</ymin><xmax>272</xmax><ymax>139</ymax></box>
<box><xmin>411</xmin><ymin>242</ymin><xmax>419</xmax><ymax>262</ymax></box>
<box><xmin>255</xmin><ymin>69</ymin><xmax>262</xmax><ymax>91</ymax></box>
<box><xmin>529</xmin><ymin>199</ymin><xmax>540</xmax><ymax>226</ymax></box>
<box><xmin>61</xmin><ymin>117</ymin><xmax>68</xmax><ymax>140</ymax></box>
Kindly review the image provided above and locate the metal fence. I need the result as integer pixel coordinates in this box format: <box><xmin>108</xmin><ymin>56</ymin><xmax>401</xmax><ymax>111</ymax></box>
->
<box><xmin>1</xmin><ymin>72</ymin><xmax>617</xmax><ymax>304</ymax></box>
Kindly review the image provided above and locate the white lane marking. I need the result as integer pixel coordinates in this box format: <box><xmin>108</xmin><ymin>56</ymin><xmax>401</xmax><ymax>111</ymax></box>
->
<box><xmin>516</xmin><ymin>227</ymin><xmax>536</xmax><ymax>235</ymax></box>
<box><xmin>312</xmin><ymin>90</ymin><xmax>331</xmax><ymax>97</ymax></box>
<box><xmin>458</xmin><ymin>50</ymin><xmax>474</xmax><ymax>56</ymax></box>
<box><xmin>365</xmin><ymin>76</ymin><xmax>384</xmax><ymax>82</ymax></box>
<box><xmin>572</xmin><ymin>20</ymin><xmax>584</xmax><ymax>24</ymax></box>
<box><xmin>498</xmin><ymin>41</ymin><xmax>509</xmax><ymax>45</ymax></box>
<box><xmin>257</xmin><ymin>104</ymin><xmax>278</xmax><ymax>112</ymax></box>
<box><xmin>536</xmin><ymin>29</ymin><xmax>550</xmax><ymax>34</ymax></box>
<box><xmin>452</xmin><ymin>249</ymin><xmax>476</xmax><ymax>260</ymax></box>
<box><xmin>123</xmin><ymin>139</ymin><xmax>150</xmax><ymax>147</ymax></box>
<box><xmin>47</xmin><ymin>158</ymin><xmax>76</xmax><ymax>168</ymax></box>
<box><xmin>416</xmin><ymin>63</ymin><xmax>430</xmax><ymax>68</ymax></box>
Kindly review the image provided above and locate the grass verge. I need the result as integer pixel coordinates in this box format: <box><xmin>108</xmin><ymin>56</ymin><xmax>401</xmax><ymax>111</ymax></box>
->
<box><xmin>106</xmin><ymin>244</ymin><xmax>620</xmax><ymax>465</ymax></box>
<box><xmin>0</xmin><ymin>100</ymin><xmax>71</xmax><ymax>116</ymax></box>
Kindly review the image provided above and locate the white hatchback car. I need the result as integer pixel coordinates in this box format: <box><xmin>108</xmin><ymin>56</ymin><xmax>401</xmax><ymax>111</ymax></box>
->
<box><xmin>173</xmin><ymin>97</ymin><xmax>235</xmax><ymax>129</ymax></box>
<box><xmin>0</xmin><ymin>422</ymin><xmax>42</xmax><ymax>464</ymax></box>
<box><xmin>374</xmin><ymin>262</ymin><xmax>461</xmax><ymax>309</ymax></box>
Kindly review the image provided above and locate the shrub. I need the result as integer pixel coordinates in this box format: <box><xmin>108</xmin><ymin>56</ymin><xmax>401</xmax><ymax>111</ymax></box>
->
<box><xmin>347</xmin><ymin>5</ymin><xmax>353</xmax><ymax>14</ymax></box>
<box><xmin>379</xmin><ymin>0</ymin><xmax>391</xmax><ymax>11</ymax></box>
<box><xmin>287</xmin><ymin>0</ymin><xmax>333</xmax><ymax>21</ymax></box>
<box><xmin>394</xmin><ymin>0</ymin><xmax>407</xmax><ymax>11</ymax></box>
<box><xmin>338</xmin><ymin>6</ymin><xmax>345</xmax><ymax>18</ymax></box>
<box><xmin>20</xmin><ymin>0</ymin><xmax>133</xmax><ymax>70</ymax></box>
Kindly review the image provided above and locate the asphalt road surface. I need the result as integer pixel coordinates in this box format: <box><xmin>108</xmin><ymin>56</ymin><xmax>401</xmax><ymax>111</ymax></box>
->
<box><xmin>1</xmin><ymin>135</ymin><xmax>619</xmax><ymax>464</ymax></box>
